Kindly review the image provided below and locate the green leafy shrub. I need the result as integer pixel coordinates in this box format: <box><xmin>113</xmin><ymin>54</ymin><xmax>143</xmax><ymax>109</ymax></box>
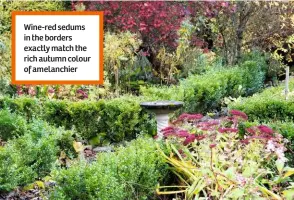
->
<box><xmin>141</xmin><ymin>57</ymin><xmax>266</xmax><ymax>113</ymax></box>
<box><xmin>104</xmin><ymin>31</ymin><xmax>142</xmax><ymax>92</ymax></box>
<box><xmin>0</xmin><ymin>119</ymin><xmax>76</xmax><ymax>192</ymax></box>
<box><xmin>50</xmin><ymin>137</ymin><xmax>168</xmax><ymax>200</ymax></box>
<box><xmin>43</xmin><ymin>97</ymin><xmax>154</xmax><ymax>142</ymax></box>
<box><xmin>0</xmin><ymin>109</ymin><xmax>27</xmax><ymax>141</ymax></box>
<box><xmin>0</xmin><ymin>96</ymin><xmax>155</xmax><ymax>143</ymax></box>
<box><xmin>229</xmin><ymin>80</ymin><xmax>294</xmax><ymax>122</ymax></box>
<box><xmin>157</xmin><ymin>111</ymin><xmax>294</xmax><ymax>199</ymax></box>
<box><xmin>0</xmin><ymin>96</ymin><xmax>41</xmax><ymax>121</ymax></box>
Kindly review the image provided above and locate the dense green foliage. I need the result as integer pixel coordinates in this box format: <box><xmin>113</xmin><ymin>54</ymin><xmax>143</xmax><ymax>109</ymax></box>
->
<box><xmin>0</xmin><ymin>96</ymin><xmax>155</xmax><ymax>143</ymax></box>
<box><xmin>0</xmin><ymin>119</ymin><xmax>76</xmax><ymax>192</ymax></box>
<box><xmin>50</xmin><ymin>138</ymin><xmax>168</xmax><ymax>200</ymax></box>
<box><xmin>229</xmin><ymin>80</ymin><xmax>294</xmax><ymax>121</ymax></box>
<box><xmin>0</xmin><ymin>109</ymin><xmax>27</xmax><ymax>141</ymax></box>
<box><xmin>141</xmin><ymin>57</ymin><xmax>267</xmax><ymax>113</ymax></box>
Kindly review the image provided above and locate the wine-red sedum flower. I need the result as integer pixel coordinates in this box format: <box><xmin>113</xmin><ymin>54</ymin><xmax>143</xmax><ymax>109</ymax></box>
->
<box><xmin>246</xmin><ymin>127</ymin><xmax>256</xmax><ymax>135</ymax></box>
<box><xmin>183</xmin><ymin>134</ymin><xmax>196</xmax><ymax>145</ymax></box>
<box><xmin>218</xmin><ymin>127</ymin><xmax>238</xmax><ymax>133</ymax></box>
<box><xmin>229</xmin><ymin>110</ymin><xmax>248</xmax><ymax>120</ymax></box>
<box><xmin>257</xmin><ymin>125</ymin><xmax>274</xmax><ymax>134</ymax></box>
<box><xmin>177</xmin><ymin>130</ymin><xmax>190</xmax><ymax>138</ymax></box>
<box><xmin>177</xmin><ymin>113</ymin><xmax>203</xmax><ymax>122</ymax></box>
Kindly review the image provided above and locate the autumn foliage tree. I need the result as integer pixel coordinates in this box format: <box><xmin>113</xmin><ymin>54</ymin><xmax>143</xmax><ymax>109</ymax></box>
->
<box><xmin>73</xmin><ymin>1</ymin><xmax>187</xmax><ymax>51</ymax></box>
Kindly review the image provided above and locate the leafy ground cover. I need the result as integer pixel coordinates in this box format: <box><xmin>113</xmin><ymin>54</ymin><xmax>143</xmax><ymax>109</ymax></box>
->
<box><xmin>0</xmin><ymin>107</ymin><xmax>293</xmax><ymax>199</ymax></box>
<box><xmin>156</xmin><ymin>110</ymin><xmax>294</xmax><ymax>199</ymax></box>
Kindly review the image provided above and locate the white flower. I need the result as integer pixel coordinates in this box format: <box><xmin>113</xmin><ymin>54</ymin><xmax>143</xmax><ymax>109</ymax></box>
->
<box><xmin>266</xmin><ymin>140</ymin><xmax>275</xmax><ymax>152</ymax></box>
<box><xmin>276</xmin><ymin>147</ymin><xmax>288</xmax><ymax>163</ymax></box>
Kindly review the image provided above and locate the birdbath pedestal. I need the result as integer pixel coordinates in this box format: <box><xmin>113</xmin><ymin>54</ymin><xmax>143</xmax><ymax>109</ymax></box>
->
<box><xmin>140</xmin><ymin>100</ymin><xmax>183</xmax><ymax>138</ymax></box>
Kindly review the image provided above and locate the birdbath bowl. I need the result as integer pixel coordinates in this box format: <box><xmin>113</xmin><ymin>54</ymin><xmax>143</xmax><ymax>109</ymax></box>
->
<box><xmin>140</xmin><ymin>100</ymin><xmax>184</xmax><ymax>138</ymax></box>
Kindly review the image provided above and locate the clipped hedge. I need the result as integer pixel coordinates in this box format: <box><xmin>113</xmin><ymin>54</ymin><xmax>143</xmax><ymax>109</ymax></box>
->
<box><xmin>141</xmin><ymin>59</ymin><xmax>267</xmax><ymax>113</ymax></box>
<box><xmin>0</xmin><ymin>96</ymin><xmax>155</xmax><ymax>143</ymax></box>
<box><xmin>229</xmin><ymin>80</ymin><xmax>294</xmax><ymax>121</ymax></box>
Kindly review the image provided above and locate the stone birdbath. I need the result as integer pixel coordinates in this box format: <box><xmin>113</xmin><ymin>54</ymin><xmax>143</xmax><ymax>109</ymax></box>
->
<box><xmin>140</xmin><ymin>100</ymin><xmax>184</xmax><ymax>138</ymax></box>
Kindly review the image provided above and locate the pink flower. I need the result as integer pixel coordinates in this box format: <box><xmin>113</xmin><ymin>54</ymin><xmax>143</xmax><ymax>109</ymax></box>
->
<box><xmin>177</xmin><ymin>130</ymin><xmax>190</xmax><ymax>138</ymax></box>
<box><xmin>195</xmin><ymin>135</ymin><xmax>206</xmax><ymax>141</ymax></box>
<box><xmin>28</xmin><ymin>87</ymin><xmax>36</xmax><ymax>96</ymax></box>
<box><xmin>266</xmin><ymin>140</ymin><xmax>275</xmax><ymax>152</ymax></box>
<box><xmin>183</xmin><ymin>134</ymin><xmax>196</xmax><ymax>145</ymax></box>
<box><xmin>240</xmin><ymin>139</ymin><xmax>250</xmax><ymax>145</ymax></box>
<box><xmin>218</xmin><ymin>127</ymin><xmax>238</xmax><ymax>133</ymax></box>
<box><xmin>257</xmin><ymin>125</ymin><xmax>274</xmax><ymax>134</ymax></box>
<box><xmin>246</xmin><ymin>127</ymin><xmax>256</xmax><ymax>135</ymax></box>
<box><xmin>48</xmin><ymin>88</ymin><xmax>55</xmax><ymax>93</ymax></box>
<box><xmin>229</xmin><ymin>110</ymin><xmax>248</xmax><ymax>120</ymax></box>
<box><xmin>161</xmin><ymin>127</ymin><xmax>177</xmax><ymax>138</ymax></box>
<box><xmin>177</xmin><ymin>113</ymin><xmax>203</xmax><ymax>122</ymax></box>
<box><xmin>163</xmin><ymin>131</ymin><xmax>176</xmax><ymax>137</ymax></box>
<box><xmin>275</xmin><ymin>147</ymin><xmax>288</xmax><ymax>162</ymax></box>
<box><xmin>209</xmin><ymin>144</ymin><xmax>217</xmax><ymax>148</ymax></box>
<box><xmin>161</xmin><ymin>127</ymin><xmax>174</xmax><ymax>132</ymax></box>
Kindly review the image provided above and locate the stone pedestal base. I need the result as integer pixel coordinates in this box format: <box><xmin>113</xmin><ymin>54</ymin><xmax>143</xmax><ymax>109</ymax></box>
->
<box><xmin>155</xmin><ymin>113</ymin><xmax>169</xmax><ymax>138</ymax></box>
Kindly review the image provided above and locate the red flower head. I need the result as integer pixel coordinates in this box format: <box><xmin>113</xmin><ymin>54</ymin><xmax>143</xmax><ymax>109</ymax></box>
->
<box><xmin>240</xmin><ymin>139</ymin><xmax>250</xmax><ymax>145</ymax></box>
<box><xmin>195</xmin><ymin>135</ymin><xmax>206</xmax><ymax>141</ymax></box>
<box><xmin>229</xmin><ymin>110</ymin><xmax>248</xmax><ymax>120</ymax></box>
<box><xmin>161</xmin><ymin>126</ymin><xmax>176</xmax><ymax>138</ymax></box>
<box><xmin>246</xmin><ymin>127</ymin><xmax>256</xmax><ymax>135</ymax></box>
<box><xmin>177</xmin><ymin>130</ymin><xmax>190</xmax><ymax>138</ymax></box>
<box><xmin>209</xmin><ymin>143</ymin><xmax>217</xmax><ymax>148</ymax></box>
<box><xmin>218</xmin><ymin>127</ymin><xmax>238</xmax><ymax>134</ymax></box>
<box><xmin>177</xmin><ymin>113</ymin><xmax>203</xmax><ymax>122</ymax></box>
<box><xmin>257</xmin><ymin>125</ymin><xmax>274</xmax><ymax>135</ymax></box>
<box><xmin>183</xmin><ymin>134</ymin><xmax>196</xmax><ymax>145</ymax></box>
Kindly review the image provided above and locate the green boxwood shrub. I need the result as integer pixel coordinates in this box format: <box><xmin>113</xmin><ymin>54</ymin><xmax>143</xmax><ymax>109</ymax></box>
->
<box><xmin>0</xmin><ymin>109</ymin><xmax>27</xmax><ymax>141</ymax></box>
<box><xmin>0</xmin><ymin>119</ymin><xmax>76</xmax><ymax>192</ymax></box>
<box><xmin>141</xmin><ymin>59</ymin><xmax>266</xmax><ymax>113</ymax></box>
<box><xmin>50</xmin><ymin>137</ymin><xmax>168</xmax><ymax>200</ymax></box>
<box><xmin>229</xmin><ymin>80</ymin><xmax>294</xmax><ymax>121</ymax></box>
<box><xmin>42</xmin><ymin>97</ymin><xmax>155</xmax><ymax>142</ymax></box>
<box><xmin>0</xmin><ymin>96</ymin><xmax>155</xmax><ymax>143</ymax></box>
<box><xmin>0</xmin><ymin>96</ymin><xmax>42</xmax><ymax>121</ymax></box>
